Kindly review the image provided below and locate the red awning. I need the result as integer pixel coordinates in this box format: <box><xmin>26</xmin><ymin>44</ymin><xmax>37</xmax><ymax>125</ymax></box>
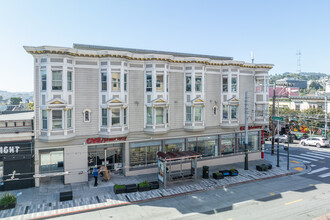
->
<box><xmin>157</xmin><ymin>151</ymin><xmax>201</xmax><ymax>161</ymax></box>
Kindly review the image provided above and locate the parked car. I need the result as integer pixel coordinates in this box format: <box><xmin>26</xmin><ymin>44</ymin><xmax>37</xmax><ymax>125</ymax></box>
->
<box><xmin>298</xmin><ymin>133</ymin><xmax>309</xmax><ymax>140</ymax></box>
<box><xmin>300</xmin><ymin>137</ymin><xmax>329</xmax><ymax>148</ymax></box>
<box><xmin>269</xmin><ymin>134</ymin><xmax>288</xmax><ymax>143</ymax></box>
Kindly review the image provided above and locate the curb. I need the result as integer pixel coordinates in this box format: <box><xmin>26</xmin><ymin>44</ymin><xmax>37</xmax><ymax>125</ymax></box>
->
<box><xmin>29</xmin><ymin>171</ymin><xmax>297</xmax><ymax>220</ymax></box>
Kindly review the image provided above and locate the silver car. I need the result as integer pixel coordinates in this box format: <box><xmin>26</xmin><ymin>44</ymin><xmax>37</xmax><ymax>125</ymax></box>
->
<box><xmin>300</xmin><ymin>137</ymin><xmax>329</xmax><ymax>148</ymax></box>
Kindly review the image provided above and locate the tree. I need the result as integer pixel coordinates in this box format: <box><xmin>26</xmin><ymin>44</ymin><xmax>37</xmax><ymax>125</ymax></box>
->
<box><xmin>26</xmin><ymin>102</ymin><xmax>34</xmax><ymax>110</ymax></box>
<box><xmin>10</xmin><ymin>97</ymin><xmax>22</xmax><ymax>105</ymax></box>
<box><xmin>309</xmin><ymin>81</ymin><xmax>323</xmax><ymax>90</ymax></box>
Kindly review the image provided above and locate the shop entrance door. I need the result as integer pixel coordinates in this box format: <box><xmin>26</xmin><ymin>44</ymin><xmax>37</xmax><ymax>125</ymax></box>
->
<box><xmin>106</xmin><ymin>147</ymin><xmax>122</xmax><ymax>171</ymax></box>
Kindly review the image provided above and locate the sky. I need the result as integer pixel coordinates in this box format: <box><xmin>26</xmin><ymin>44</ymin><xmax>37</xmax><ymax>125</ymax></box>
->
<box><xmin>1</xmin><ymin>0</ymin><xmax>330</xmax><ymax>92</ymax></box>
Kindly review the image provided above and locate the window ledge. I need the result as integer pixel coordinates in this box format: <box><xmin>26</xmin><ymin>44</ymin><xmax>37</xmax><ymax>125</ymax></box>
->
<box><xmin>144</xmin><ymin>127</ymin><xmax>169</xmax><ymax>135</ymax></box>
<box><xmin>38</xmin><ymin>132</ymin><xmax>75</xmax><ymax>143</ymax></box>
<box><xmin>184</xmin><ymin>124</ymin><xmax>205</xmax><ymax>131</ymax></box>
<box><xmin>220</xmin><ymin>122</ymin><xmax>239</xmax><ymax>128</ymax></box>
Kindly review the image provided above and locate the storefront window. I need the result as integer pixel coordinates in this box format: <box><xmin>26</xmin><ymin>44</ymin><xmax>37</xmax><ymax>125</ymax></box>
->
<box><xmin>40</xmin><ymin>149</ymin><xmax>64</xmax><ymax>173</ymax></box>
<box><xmin>156</xmin><ymin>108</ymin><xmax>163</xmax><ymax>124</ymax></box>
<box><xmin>165</xmin><ymin>139</ymin><xmax>185</xmax><ymax>152</ymax></box>
<box><xmin>238</xmin><ymin>131</ymin><xmax>260</xmax><ymax>152</ymax></box>
<box><xmin>238</xmin><ymin>133</ymin><xmax>246</xmax><ymax>153</ymax></box>
<box><xmin>0</xmin><ymin>161</ymin><xmax>3</xmax><ymax>185</ymax></box>
<box><xmin>130</xmin><ymin>141</ymin><xmax>161</xmax><ymax>167</ymax></box>
<box><xmin>221</xmin><ymin>134</ymin><xmax>235</xmax><ymax>154</ymax></box>
<box><xmin>195</xmin><ymin>106</ymin><xmax>202</xmax><ymax>121</ymax></box>
<box><xmin>188</xmin><ymin>136</ymin><xmax>218</xmax><ymax>157</ymax></box>
<box><xmin>112</xmin><ymin>108</ymin><xmax>120</xmax><ymax>126</ymax></box>
<box><xmin>52</xmin><ymin>110</ymin><xmax>62</xmax><ymax>129</ymax></box>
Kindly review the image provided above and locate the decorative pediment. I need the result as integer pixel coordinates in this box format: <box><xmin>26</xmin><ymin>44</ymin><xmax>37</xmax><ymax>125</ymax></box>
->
<box><xmin>107</xmin><ymin>97</ymin><xmax>126</xmax><ymax>107</ymax></box>
<box><xmin>227</xmin><ymin>97</ymin><xmax>239</xmax><ymax>105</ymax></box>
<box><xmin>151</xmin><ymin>97</ymin><xmax>168</xmax><ymax>107</ymax></box>
<box><xmin>46</xmin><ymin>98</ymin><xmax>67</xmax><ymax>107</ymax></box>
<box><xmin>191</xmin><ymin>97</ymin><xmax>205</xmax><ymax>105</ymax></box>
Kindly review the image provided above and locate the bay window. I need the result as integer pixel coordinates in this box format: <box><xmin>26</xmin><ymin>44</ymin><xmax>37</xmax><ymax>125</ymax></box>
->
<box><xmin>146</xmin><ymin>75</ymin><xmax>152</xmax><ymax>92</ymax></box>
<box><xmin>195</xmin><ymin>76</ymin><xmax>202</xmax><ymax>92</ymax></box>
<box><xmin>156</xmin><ymin>75</ymin><xmax>163</xmax><ymax>91</ymax></box>
<box><xmin>67</xmin><ymin>71</ymin><xmax>72</xmax><ymax>91</ymax></box>
<box><xmin>231</xmin><ymin>77</ymin><xmax>237</xmax><ymax>92</ymax></box>
<box><xmin>186</xmin><ymin>76</ymin><xmax>191</xmax><ymax>92</ymax></box>
<box><xmin>52</xmin><ymin>110</ymin><xmax>62</xmax><ymax>129</ymax></box>
<box><xmin>222</xmin><ymin>77</ymin><xmax>228</xmax><ymax>92</ymax></box>
<box><xmin>256</xmin><ymin>104</ymin><xmax>264</xmax><ymax>117</ymax></box>
<box><xmin>101</xmin><ymin>72</ymin><xmax>107</xmax><ymax>91</ymax></box>
<box><xmin>156</xmin><ymin>108</ymin><xmax>164</xmax><ymax>124</ymax></box>
<box><xmin>147</xmin><ymin>107</ymin><xmax>152</xmax><ymax>124</ymax></box>
<box><xmin>195</xmin><ymin>106</ymin><xmax>202</xmax><ymax>121</ymax></box>
<box><xmin>231</xmin><ymin>105</ymin><xmax>237</xmax><ymax>119</ymax></box>
<box><xmin>41</xmin><ymin>70</ymin><xmax>47</xmax><ymax>90</ymax></box>
<box><xmin>186</xmin><ymin>106</ymin><xmax>192</xmax><ymax>122</ymax></box>
<box><xmin>223</xmin><ymin>105</ymin><xmax>228</xmax><ymax>120</ymax></box>
<box><xmin>256</xmin><ymin>78</ymin><xmax>264</xmax><ymax>93</ymax></box>
<box><xmin>111</xmin><ymin>108</ymin><xmax>120</xmax><ymax>126</ymax></box>
<box><xmin>112</xmin><ymin>72</ymin><xmax>120</xmax><ymax>91</ymax></box>
<box><xmin>124</xmin><ymin>73</ymin><xmax>127</xmax><ymax>91</ymax></box>
<box><xmin>67</xmin><ymin>109</ymin><xmax>72</xmax><ymax>128</ymax></box>
<box><xmin>124</xmin><ymin>108</ymin><xmax>127</xmax><ymax>125</ymax></box>
<box><xmin>102</xmin><ymin>108</ymin><xmax>108</xmax><ymax>126</ymax></box>
<box><xmin>42</xmin><ymin>110</ymin><xmax>47</xmax><ymax>129</ymax></box>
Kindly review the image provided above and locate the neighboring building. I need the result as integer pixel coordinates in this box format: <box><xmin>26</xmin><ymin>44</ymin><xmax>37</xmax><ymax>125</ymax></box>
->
<box><xmin>290</xmin><ymin>96</ymin><xmax>328</xmax><ymax>111</ymax></box>
<box><xmin>269</xmin><ymin>86</ymin><xmax>299</xmax><ymax>98</ymax></box>
<box><xmin>0</xmin><ymin>112</ymin><xmax>35</xmax><ymax>191</ymax></box>
<box><xmin>24</xmin><ymin>44</ymin><xmax>273</xmax><ymax>187</ymax></box>
<box><xmin>276</xmin><ymin>78</ymin><xmax>307</xmax><ymax>89</ymax></box>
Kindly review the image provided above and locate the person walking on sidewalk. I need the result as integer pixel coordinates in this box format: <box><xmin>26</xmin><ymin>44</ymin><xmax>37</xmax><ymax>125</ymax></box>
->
<box><xmin>93</xmin><ymin>166</ymin><xmax>100</xmax><ymax>186</ymax></box>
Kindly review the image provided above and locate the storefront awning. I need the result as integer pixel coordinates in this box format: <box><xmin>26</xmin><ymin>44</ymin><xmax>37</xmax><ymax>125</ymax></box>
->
<box><xmin>157</xmin><ymin>151</ymin><xmax>201</xmax><ymax>161</ymax></box>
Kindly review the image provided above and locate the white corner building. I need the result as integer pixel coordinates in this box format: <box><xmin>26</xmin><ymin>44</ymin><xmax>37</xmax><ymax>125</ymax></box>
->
<box><xmin>24</xmin><ymin>44</ymin><xmax>273</xmax><ymax>186</ymax></box>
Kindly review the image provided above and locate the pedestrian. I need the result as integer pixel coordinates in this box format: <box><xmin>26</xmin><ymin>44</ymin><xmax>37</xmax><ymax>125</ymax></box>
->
<box><xmin>93</xmin><ymin>166</ymin><xmax>99</xmax><ymax>186</ymax></box>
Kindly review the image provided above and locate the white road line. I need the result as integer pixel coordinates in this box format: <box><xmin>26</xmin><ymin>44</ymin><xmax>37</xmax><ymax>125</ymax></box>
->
<box><xmin>306</xmin><ymin>152</ymin><xmax>330</xmax><ymax>158</ymax></box>
<box><xmin>308</xmin><ymin>167</ymin><xmax>329</xmax><ymax>175</ymax></box>
<box><xmin>318</xmin><ymin>172</ymin><xmax>330</xmax><ymax>178</ymax></box>
<box><xmin>309</xmin><ymin>151</ymin><xmax>330</xmax><ymax>156</ymax></box>
<box><xmin>310</xmin><ymin>164</ymin><xmax>316</xmax><ymax>167</ymax></box>
<box><xmin>280</xmin><ymin>153</ymin><xmax>318</xmax><ymax>161</ymax></box>
<box><xmin>300</xmin><ymin>154</ymin><xmax>325</xmax><ymax>160</ymax></box>
<box><xmin>279</xmin><ymin>153</ymin><xmax>311</xmax><ymax>163</ymax></box>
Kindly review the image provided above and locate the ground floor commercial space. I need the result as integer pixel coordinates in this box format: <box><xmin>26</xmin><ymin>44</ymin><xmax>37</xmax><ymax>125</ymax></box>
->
<box><xmin>34</xmin><ymin>127</ymin><xmax>264</xmax><ymax>186</ymax></box>
<box><xmin>0</xmin><ymin>140</ymin><xmax>35</xmax><ymax>191</ymax></box>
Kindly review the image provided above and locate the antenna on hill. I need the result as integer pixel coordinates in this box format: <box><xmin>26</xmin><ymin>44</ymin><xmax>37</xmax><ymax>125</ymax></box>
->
<box><xmin>296</xmin><ymin>49</ymin><xmax>301</xmax><ymax>74</ymax></box>
<box><xmin>251</xmin><ymin>50</ymin><xmax>254</xmax><ymax>64</ymax></box>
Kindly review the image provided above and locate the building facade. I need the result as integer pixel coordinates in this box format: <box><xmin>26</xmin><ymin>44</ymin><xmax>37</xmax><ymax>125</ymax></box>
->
<box><xmin>24</xmin><ymin>44</ymin><xmax>273</xmax><ymax>186</ymax></box>
<box><xmin>0</xmin><ymin>112</ymin><xmax>35</xmax><ymax>190</ymax></box>
<box><xmin>276</xmin><ymin>78</ymin><xmax>307</xmax><ymax>89</ymax></box>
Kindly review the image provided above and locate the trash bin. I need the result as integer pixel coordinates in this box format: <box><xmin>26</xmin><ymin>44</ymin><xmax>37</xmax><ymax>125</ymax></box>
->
<box><xmin>202</xmin><ymin>166</ymin><xmax>209</xmax><ymax>179</ymax></box>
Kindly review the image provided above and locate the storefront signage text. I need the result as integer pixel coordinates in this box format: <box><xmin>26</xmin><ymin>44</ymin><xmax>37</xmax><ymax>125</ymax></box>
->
<box><xmin>0</xmin><ymin>146</ymin><xmax>20</xmax><ymax>154</ymax></box>
<box><xmin>86</xmin><ymin>137</ymin><xmax>127</xmax><ymax>144</ymax></box>
<box><xmin>240</xmin><ymin>126</ymin><xmax>262</xmax><ymax>131</ymax></box>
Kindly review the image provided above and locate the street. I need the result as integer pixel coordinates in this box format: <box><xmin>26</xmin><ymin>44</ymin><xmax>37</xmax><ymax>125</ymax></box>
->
<box><xmin>52</xmin><ymin>142</ymin><xmax>330</xmax><ymax>220</ymax></box>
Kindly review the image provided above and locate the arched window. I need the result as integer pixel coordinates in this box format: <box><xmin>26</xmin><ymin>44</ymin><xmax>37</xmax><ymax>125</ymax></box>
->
<box><xmin>83</xmin><ymin>109</ymin><xmax>91</xmax><ymax>122</ymax></box>
<box><xmin>213</xmin><ymin>106</ymin><xmax>217</xmax><ymax>116</ymax></box>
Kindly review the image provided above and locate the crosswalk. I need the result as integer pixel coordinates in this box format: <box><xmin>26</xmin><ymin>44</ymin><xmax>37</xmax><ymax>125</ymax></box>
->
<box><xmin>279</xmin><ymin>150</ymin><xmax>330</xmax><ymax>179</ymax></box>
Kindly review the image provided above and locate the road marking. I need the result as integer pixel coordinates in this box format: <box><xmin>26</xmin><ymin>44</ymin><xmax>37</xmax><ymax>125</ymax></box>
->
<box><xmin>281</xmin><ymin>154</ymin><xmax>318</xmax><ymax>161</ymax></box>
<box><xmin>285</xmin><ymin>199</ymin><xmax>303</xmax><ymax>205</ymax></box>
<box><xmin>309</xmin><ymin>184</ymin><xmax>314</xmax><ymax>186</ymax></box>
<box><xmin>300</xmin><ymin>154</ymin><xmax>325</xmax><ymax>160</ymax></box>
<box><xmin>279</xmin><ymin>153</ymin><xmax>312</xmax><ymax>163</ymax></box>
<box><xmin>291</xmin><ymin>160</ymin><xmax>300</xmax><ymax>164</ymax></box>
<box><xmin>318</xmin><ymin>172</ymin><xmax>330</xmax><ymax>178</ymax></box>
<box><xmin>294</xmin><ymin>167</ymin><xmax>304</xmax><ymax>171</ymax></box>
<box><xmin>306</xmin><ymin>152</ymin><xmax>330</xmax><ymax>158</ymax></box>
<box><xmin>309</xmin><ymin>151</ymin><xmax>330</xmax><ymax>157</ymax></box>
<box><xmin>310</xmin><ymin>164</ymin><xmax>316</xmax><ymax>167</ymax></box>
<box><xmin>308</xmin><ymin>167</ymin><xmax>329</xmax><ymax>174</ymax></box>
<box><xmin>269</xmin><ymin>193</ymin><xmax>275</xmax><ymax>195</ymax></box>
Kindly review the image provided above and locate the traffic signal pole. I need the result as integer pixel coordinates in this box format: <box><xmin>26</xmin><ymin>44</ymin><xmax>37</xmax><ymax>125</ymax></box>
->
<box><xmin>272</xmin><ymin>84</ymin><xmax>276</xmax><ymax>155</ymax></box>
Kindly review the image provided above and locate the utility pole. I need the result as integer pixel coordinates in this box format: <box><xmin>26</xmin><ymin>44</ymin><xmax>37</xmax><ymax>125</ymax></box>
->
<box><xmin>325</xmin><ymin>95</ymin><xmax>328</xmax><ymax>139</ymax></box>
<box><xmin>277</xmin><ymin>95</ymin><xmax>280</xmax><ymax>167</ymax></box>
<box><xmin>287</xmin><ymin>131</ymin><xmax>290</xmax><ymax>171</ymax></box>
<box><xmin>244</xmin><ymin>91</ymin><xmax>249</xmax><ymax>170</ymax></box>
<box><xmin>272</xmin><ymin>84</ymin><xmax>276</xmax><ymax>155</ymax></box>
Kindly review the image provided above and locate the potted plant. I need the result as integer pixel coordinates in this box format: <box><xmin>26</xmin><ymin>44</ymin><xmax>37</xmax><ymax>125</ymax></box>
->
<box><xmin>219</xmin><ymin>170</ymin><xmax>231</xmax><ymax>176</ymax></box>
<box><xmin>138</xmin><ymin>180</ymin><xmax>150</xmax><ymax>192</ymax></box>
<box><xmin>149</xmin><ymin>181</ymin><xmax>159</xmax><ymax>189</ymax></box>
<box><xmin>0</xmin><ymin>192</ymin><xmax>17</xmax><ymax>210</ymax></box>
<box><xmin>114</xmin><ymin>184</ymin><xmax>126</xmax><ymax>194</ymax></box>
<box><xmin>213</xmin><ymin>172</ymin><xmax>224</xmax><ymax>180</ymax></box>
<box><xmin>229</xmin><ymin>167</ymin><xmax>239</xmax><ymax>176</ymax></box>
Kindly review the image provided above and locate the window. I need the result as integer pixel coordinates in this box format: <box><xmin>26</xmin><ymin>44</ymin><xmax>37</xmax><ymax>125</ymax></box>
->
<box><xmin>112</xmin><ymin>108</ymin><xmax>120</xmax><ymax>126</ymax></box>
<box><xmin>166</xmin><ymin>75</ymin><xmax>169</xmax><ymax>92</ymax></box>
<box><xmin>102</xmin><ymin>108</ymin><xmax>108</xmax><ymax>126</ymax></box>
<box><xmin>130</xmin><ymin>141</ymin><xmax>161</xmax><ymax>167</ymax></box>
<box><xmin>156</xmin><ymin>107</ymin><xmax>164</xmax><ymax>124</ymax></box>
<box><xmin>186</xmin><ymin>106</ymin><xmax>192</xmax><ymax>122</ymax></box>
<box><xmin>84</xmin><ymin>111</ymin><xmax>90</xmax><ymax>122</ymax></box>
<box><xmin>146</xmin><ymin>75</ymin><xmax>152</xmax><ymax>92</ymax></box>
<box><xmin>188</xmin><ymin>136</ymin><xmax>218</xmax><ymax>157</ymax></box>
<box><xmin>186</xmin><ymin>76</ymin><xmax>191</xmax><ymax>92</ymax></box>
<box><xmin>222</xmin><ymin>77</ymin><xmax>228</xmax><ymax>92</ymax></box>
<box><xmin>124</xmin><ymin>73</ymin><xmax>127</xmax><ymax>91</ymax></box>
<box><xmin>42</xmin><ymin>110</ymin><xmax>47</xmax><ymax>129</ymax></box>
<box><xmin>213</xmin><ymin>106</ymin><xmax>217</xmax><ymax>116</ymax></box>
<box><xmin>124</xmin><ymin>108</ymin><xmax>127</xmax><ymax>125</ymax></box>
<box><xmin>223</xmin><ymin>105</ymin><xmax>228</xmax><ymax>120</ymax></box>
<box><xmin>195</xmin><ymin>106</ymin><xmax>202</xmax><ymax>121</ymax></box>
<box><xmin>147</xmin><ymin>107</ymin><xmax>152</xmax><ymax>124</ymax></box>
<box><xmin>52</xmin><ymin>71</ymin><xmax>62</xmax><ymax>90</ymax></box>
<box><xmin>40</xmin><ymin>149</ymin><xmax>64</xmax><ymax>173</ymax></box>
<box><xmin>165</xmin><ymin>139</ymin><xmax>185</xmax><ymax>152</ymax></box>
<box><xmin>221</xmin><ymin>134</ymin><xmax>235</xmax><ymax>154</ymax></box>
<box><xmin>231</xmin><ymin>105</ymin><xmax>237</xmax><ymax>119</ymax></box>
<box><xmin>52</xmin><ymin>110</ymin><xmax>62</xmax><ymax>129</ymax></box>
<box><xmin>67</xmin><ymin>71</ymin><xmax>72</xmax><ymax>91</ymax></box>
<box><xmin>101</xmin><ymin>72</ymin><xmax>107</xmax><ymax>91</ymax></box>
<box><xmin>0</xmin><ymin>161</ymin><xmax>3</xmax><ymax>184</ymax></box>
<box><xmin>41</xmin><ymin>69</ymin><xmax>47</xmax><ymax>90</ymax></box>
<box><xmin>256</xmin><ymin>78</ymin><xmax>264</xmax><ymax>93</ymax></box>
<box><xmin>112</xmin><ymin>72</ymin><xmax>120</xmax><ymax>91</ymax></box>
<box><xmin>195</xmin><ymin>76</ymin><xmax>202</xmax><ymax>92</ymax></box>
<box><xmin>67</xmin><ymin>109</ymin><xmax>72</xmax><ymax>128</ymax></box>
<box><xmin>256</xmin><ymin>104</ymin><xmax>264</xmax><ymax>117</ymax></box>
<box><xmin>156</xmin><ymin>75</ymin><xmax>163</xmax><ymax>91</ymax></box>
<box><xmin>231</xmin><ymin>77</ymin><xmax>237</xmax><ymax>92</ymax></box>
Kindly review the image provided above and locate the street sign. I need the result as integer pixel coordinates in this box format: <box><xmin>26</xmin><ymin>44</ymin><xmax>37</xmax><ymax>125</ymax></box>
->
<box><xmin>272</xmin><ymin>116</ymin><xmax>284</xmax><ymax>121</ymax></box>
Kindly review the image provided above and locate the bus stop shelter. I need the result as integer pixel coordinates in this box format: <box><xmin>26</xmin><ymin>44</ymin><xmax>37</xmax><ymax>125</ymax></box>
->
<box><xmin>157</xmin><ymin>151</ymin><xmax>201</xmax><ymax>188</ymax></box>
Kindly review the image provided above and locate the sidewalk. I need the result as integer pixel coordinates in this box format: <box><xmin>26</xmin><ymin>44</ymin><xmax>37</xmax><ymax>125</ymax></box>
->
<box><xmin>0</xmin><ymin>154</ymin><xmax>308</xmax><ymax>219</ymax></box>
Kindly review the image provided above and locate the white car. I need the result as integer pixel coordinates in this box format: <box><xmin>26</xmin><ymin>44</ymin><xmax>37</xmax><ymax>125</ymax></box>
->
<box><xmin>300</xmin><ymin>137</ymin><xmax>329</xmax><ymax>148</ymax></box>
<box><xmin>269</xmin><ymin>134</ymin><xmax>288</xmax><ymax>143</ymax></box>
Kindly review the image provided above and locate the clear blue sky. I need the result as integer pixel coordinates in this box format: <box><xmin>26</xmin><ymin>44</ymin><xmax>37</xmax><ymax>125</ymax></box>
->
<box><xmin>1</xmin><ymin>0</ymin><xmax>330</xmax><ymax>92</ymax></box>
